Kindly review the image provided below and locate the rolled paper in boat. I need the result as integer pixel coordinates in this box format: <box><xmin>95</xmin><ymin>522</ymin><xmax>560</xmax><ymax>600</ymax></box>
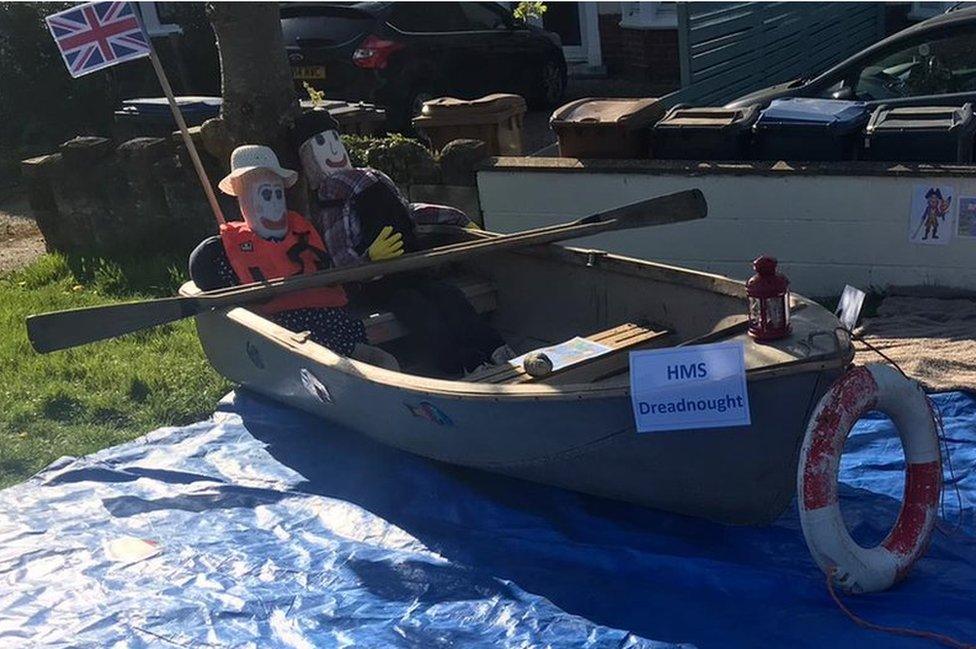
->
<box><xmin>523</xmin><ymin>352</ymin><xmax>553</xmax><ymax>377</ymax></box>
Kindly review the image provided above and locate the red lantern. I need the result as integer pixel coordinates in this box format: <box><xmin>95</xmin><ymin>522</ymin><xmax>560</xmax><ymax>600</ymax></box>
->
<box><xmin>746</xmin><ymin>255</ymin><xmax>791</xmax><ymax>341</ymax></box>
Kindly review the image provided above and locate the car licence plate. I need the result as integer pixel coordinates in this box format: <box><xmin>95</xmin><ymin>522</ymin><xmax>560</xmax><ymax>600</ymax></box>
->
<box><xmin>293</xmin><ymin>65</ymin><xmax>326</xmax><ymax>80</ymax></box>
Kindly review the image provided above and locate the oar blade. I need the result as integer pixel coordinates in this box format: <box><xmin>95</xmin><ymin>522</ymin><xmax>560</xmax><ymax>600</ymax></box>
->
<box><xmin>589</xmin><ymin>189</ymin><xmax>708</xmax><ymax>229</ymax></box>
<box><xmin>26</xmin><ymin>296</ymin><xmax>196</xmax><ymax>354</ymax></box>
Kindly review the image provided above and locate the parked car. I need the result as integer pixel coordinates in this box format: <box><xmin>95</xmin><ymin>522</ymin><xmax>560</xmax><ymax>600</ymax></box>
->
<box><xmin>281</xmin><ymin>1</ymin><xmax>567</xmax><ymax>129</ymax></box>
<box><xmin>727</xmin><ymin>7</ymin><xmax>976</xmax><ymax>110</ymax></box>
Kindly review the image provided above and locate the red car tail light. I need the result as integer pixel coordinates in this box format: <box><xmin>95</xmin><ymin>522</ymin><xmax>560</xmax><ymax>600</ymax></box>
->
<box><xmin>352</xmin><ymin>35</ymin><xmax>404</xmax><ymax>69</ymax></box>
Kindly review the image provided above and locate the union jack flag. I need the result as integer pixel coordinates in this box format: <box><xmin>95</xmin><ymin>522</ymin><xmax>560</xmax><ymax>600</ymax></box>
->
<box><xmin>45</xmin><ymin>2</ymin><xmax>150</xmax><ymax>78</ymax></box>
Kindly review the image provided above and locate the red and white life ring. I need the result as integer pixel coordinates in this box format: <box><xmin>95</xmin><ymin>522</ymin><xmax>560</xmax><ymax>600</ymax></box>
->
<box><xmin>797</xmin><ymin>364</ymin><xmax>942</xmax><ymax>594</ymax></box>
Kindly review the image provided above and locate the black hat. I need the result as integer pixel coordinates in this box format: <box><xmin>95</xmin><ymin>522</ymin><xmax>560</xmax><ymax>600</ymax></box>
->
<box><xmin>925</xmin><ymin>187</ymin><xmax>943</xmax><ymax>200</ymax></box>
<box><xmin>291</xmin><ymin>109</ymin><xmax>340</xmax><ymax>148</ymax></box>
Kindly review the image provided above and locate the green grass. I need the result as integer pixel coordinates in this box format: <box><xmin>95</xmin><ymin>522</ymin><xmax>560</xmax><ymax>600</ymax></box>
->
<box><xmin>0</xmin><ymin>254</ymin><xmax>231</xmax><ymax>488</ymax></box>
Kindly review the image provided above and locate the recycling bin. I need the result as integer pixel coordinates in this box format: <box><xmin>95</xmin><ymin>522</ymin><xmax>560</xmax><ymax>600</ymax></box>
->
<box><xmin>113</xmin><ymin>96</ymin><xmax>221</xmax><ymax>140</ymax></box>
<box><xmin>300</xmin><ymin>99</ymin><xmax>387</xmax><ymax>136</ymax></box>
<box><xmin>863</xmin><ymin>103</ymin><xmax>976</xmax><ymax>164</ymax></box>
<box><xmin>412</xmin><ymin>94</ymin><xmax>526</xmax><ymax>156</ymax></box>
<box><xmin>550</xmin><ymin>97</ymin><xmax>665</xmax><ymax>159</ymax></box>
<box><xmin>652</xmin><ymin>105</ymin><xmax>760</xmax><ymax>160</ymax></box>
<box><xmin>753</xmin><ymin>98</ymin><xmax>869</xmax><ymax>162</ymax></box>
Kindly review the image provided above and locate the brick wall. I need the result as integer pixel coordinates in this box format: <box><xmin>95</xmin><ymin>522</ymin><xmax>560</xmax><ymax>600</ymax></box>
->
<box><xmin>598</xmin><ymin>13</ymin><xmax>681</xmax><ymax>94</ymax></box>
<box><xmin>598</xmin><ymin>13</ymin><xmax>624</xmax><ymax>74</ymax></box>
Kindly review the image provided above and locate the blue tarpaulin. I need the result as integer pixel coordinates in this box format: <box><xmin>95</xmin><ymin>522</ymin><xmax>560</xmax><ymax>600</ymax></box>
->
<box><xmin>1</xmin><ymin>390</ymin><xmax>973</xmax><ymax>648</ymax></box>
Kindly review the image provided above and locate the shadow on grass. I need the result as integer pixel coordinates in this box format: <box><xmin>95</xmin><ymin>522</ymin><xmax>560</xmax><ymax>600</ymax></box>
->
<box><xmin>40</xmin><ymin>392</ymin><xmax>85</xmax><ymax>422</ymax></box>
<box><xmin>5</xmin><ymin>251</ymin><xmax>190</xmax><ymax>299</ymax></box>
<box><xmin>63</xmin><ymin>253</ymin><xmax>189</xmax><ymax>298</ymax></box>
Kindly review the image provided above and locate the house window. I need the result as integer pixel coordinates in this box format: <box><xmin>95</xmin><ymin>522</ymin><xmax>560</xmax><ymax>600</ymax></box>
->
<box><xmin>389</xmin><ymin>3</ymin><xmax>469</xmax><ymax>33</ymax></box>
<box><xmin>137</xmin><ymin>2</ymin><xmax>182</xmax><ymax>37</ymax></box>
<box><xmin>458</xmin><ymin>3</ymin><xmax>510</xmax><ymax>31</ymax></box>
<box><xmin>620</xmin><ymin>2</ymin><xmax>678</xmax><ymax>30</ymax></box>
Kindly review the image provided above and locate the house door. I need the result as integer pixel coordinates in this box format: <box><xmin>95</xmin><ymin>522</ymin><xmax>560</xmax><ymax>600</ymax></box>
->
<box><xmin>541</xmin><ymin>2</ymin><xmax>601</xmax><ymax>66</ymax></box>
<box><xmin>543</xmin><ymin>2</ymin><xmax>583</xmax><ymax>61</ymax></box>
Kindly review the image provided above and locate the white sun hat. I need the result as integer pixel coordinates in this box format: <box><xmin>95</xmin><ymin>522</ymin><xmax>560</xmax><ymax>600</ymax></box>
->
<box><xmin>218</xmin><ymin>145</ymin><xmax>298</xmax><ymax>196</ymax></box>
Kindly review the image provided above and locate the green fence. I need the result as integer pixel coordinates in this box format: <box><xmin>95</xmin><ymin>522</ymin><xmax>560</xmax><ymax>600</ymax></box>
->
<box><xmin>673</xmin><ymin>2</ymin><xmax>886</xmax><ymax>106</ymax></box>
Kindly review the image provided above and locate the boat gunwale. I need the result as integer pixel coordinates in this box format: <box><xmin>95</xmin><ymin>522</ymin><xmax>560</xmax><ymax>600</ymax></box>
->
<box><xmin>207</xmin><ymin>305</ymin><xmax>851</xmax><ymax>402</ymax></box>
<box><xmin>424</xmin><ymin>224</ymin><xmax>750</xmax><ymax>300</ymax></box>
<box><xmin>183</xmin><ymin>240</ymin><xmax>853</xmax><ymax>401</ymax></box>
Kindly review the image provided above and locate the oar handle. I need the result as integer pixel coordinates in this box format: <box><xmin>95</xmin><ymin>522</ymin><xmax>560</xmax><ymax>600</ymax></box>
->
<box><xmin>203</xmin><ymin>216</ymin><xmax>618</xmax><ymax>309</ymax></box>
<box><xmin>202</xmin><ymin>189</ymin><xmax>708</xmax><ymax>309</ymax></box>
<box><xmin>26</xmin><ymin>189</ymin><xmax>708</xmax><ymax>353</ymax></box>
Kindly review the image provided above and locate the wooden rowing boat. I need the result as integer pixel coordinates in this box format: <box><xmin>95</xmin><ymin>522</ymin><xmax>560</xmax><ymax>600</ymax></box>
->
<box><xmin>181</xmin><ymin>226</ymin><xmax>853</xmax><ymax>525</ymax></box>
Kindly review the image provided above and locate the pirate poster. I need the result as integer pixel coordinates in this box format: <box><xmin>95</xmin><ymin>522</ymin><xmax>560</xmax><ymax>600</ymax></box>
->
<box><xmin>957</xmin><ymin>196</ymin><xmax>976</xmax><ymax>239</ymax></box>
<box><xmin>908</xmin><ymin>185</ymin><xmax>955</xmax><ymax>246</ymax></box>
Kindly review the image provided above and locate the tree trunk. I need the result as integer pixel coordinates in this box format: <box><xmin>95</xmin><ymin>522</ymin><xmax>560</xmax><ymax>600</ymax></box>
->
<box><xmin>205</xmin><ymin>2</ymin><xmax>302</xmax><ymax>210</ymax></box>
<box><xmin>205</xmin><ymin>2</ymin><xmax>297</xmax><ymax>159</ymax></box>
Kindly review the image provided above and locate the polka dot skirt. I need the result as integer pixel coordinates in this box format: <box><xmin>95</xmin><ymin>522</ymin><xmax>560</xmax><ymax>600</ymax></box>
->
<box><xmin>271</xmin><ymin>307</ymin><xmax>367</xmax><ymax>356</ymax></box>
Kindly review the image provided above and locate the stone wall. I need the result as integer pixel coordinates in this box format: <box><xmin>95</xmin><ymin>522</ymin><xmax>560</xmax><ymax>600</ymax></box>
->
<box><xmin>21</xmin><ymin>134</ymin><xmax>488</xmax><ymax>258</ymax></box>
<box><xmin>21</xmin><ymin>135</ymin><xmax>220</xmax><ymax>258</ymax></box>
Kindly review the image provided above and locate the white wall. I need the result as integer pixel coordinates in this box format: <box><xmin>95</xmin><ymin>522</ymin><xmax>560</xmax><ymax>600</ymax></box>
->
<box><xmin>478</xmin><ymin>164</ymin><xmax>976</xmax><ymax>296</ymax></box>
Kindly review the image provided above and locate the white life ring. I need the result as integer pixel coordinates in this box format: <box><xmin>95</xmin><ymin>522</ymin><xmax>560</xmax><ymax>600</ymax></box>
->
<box><xmin>797</xmin><ymin>364</ymin><xmax>942</xmax><ymax>594</ymax></box>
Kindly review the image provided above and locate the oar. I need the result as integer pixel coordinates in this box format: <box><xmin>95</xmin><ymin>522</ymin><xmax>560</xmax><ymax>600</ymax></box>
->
<box><xmin>26</xmin><ymin>189</ymin><xmax>707</xmax><ymax>353</ymax></box>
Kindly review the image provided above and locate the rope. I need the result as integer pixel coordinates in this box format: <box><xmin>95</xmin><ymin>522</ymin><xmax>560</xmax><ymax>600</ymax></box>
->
<box><xmin>844</xmin><ymin>327</ymin><xmax>968</xmax><ymax>536</ymax></box>
<box><xmin>819</xmin><ymin>327</ymin><xmax>973</xmax><ymax>647</ymax></box>
<box><xmin>826</xmin><ymin>568</ymin><xmax>975</xmax><ymax>649</ymax></box>
<box><xmin>843</xmin><ymin>327</ymin><xmax>910</xmax><ymax>380</ymax></box>
<box><xmin>928</xmin><ymin>394</ymin><xmax>966</xmax><ymax>537</ymax></box>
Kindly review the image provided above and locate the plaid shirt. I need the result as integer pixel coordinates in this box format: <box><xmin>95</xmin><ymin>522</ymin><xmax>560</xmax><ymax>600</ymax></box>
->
<box><xmin>309</xmin><ymin>167</ymin><xmax>471</xmax><ymax>268</ymax></box>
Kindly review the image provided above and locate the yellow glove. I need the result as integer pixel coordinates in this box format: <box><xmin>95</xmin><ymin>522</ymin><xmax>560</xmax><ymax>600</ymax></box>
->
<box><xmin>463</xmin><ymin>220</ymin><xmax>482</xmax><ymax>230</ymax></box>
<box><xmin>367</xmin><ymin>225</ymin><xmax>404</xmax><ymax>261</ymax></box>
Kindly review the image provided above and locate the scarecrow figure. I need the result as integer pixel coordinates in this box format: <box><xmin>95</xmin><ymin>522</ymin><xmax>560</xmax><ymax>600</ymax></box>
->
<box><xmin>188</xmin><ymin>145</ymin><xmax>397</xmax><ymax>369</ymax></box>
<box><xmin>292</xmin><ymin>110</ymin><xmax>514</xmax><ymax>377</ymax></box>
<box><xmin>919</xmin><ymin>187</ymin><xmax>952</xmax><ymax>240</ymax></box>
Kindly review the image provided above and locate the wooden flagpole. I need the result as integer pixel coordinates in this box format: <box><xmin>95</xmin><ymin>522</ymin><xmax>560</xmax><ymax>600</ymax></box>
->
<box><xmin>144</xmin><ymin>42</ymin><xmax>226</xmax><ymax>225</ymax></box>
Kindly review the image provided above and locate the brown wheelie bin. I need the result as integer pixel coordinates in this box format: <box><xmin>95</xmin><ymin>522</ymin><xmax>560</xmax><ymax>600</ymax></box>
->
<box><xmin>412</xmin><ymin>94</ymin><xmax>526</xmax><ymax>155</ymax></box>
<box><xmin>550</xmin><ymin>97</ymin><xmax>665</xmax><ymax>159</ymax></box>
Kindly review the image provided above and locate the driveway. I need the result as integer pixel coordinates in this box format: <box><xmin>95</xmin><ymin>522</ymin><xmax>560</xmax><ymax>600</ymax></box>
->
<box><xmin>0</xmin><ymin>191</ymin><xmax>45</xmax><ymax>273</ymax></box>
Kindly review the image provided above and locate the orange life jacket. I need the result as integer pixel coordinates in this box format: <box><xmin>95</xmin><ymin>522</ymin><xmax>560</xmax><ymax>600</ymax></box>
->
<box><xmin>220</xmin><ymin>211</ymin><xmax>348</xmax><ymax>314</ymax></box>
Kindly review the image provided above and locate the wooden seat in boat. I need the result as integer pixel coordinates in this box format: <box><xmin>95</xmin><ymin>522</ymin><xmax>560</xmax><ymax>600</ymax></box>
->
<box><xmin>357</xmin><ymin>276</ymin><xmax>498</xmax><ymax>345</ymax></box>
<box><xmin>466</xmin><ymin>322</ymin><xmax>672</xmax><ymax>385</ymax></box>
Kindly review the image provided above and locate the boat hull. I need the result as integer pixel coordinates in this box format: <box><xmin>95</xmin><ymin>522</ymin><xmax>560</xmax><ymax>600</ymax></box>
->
<box><xmin>194</xmin><ymin>307</ymin><xmax>843</xmax><ymax>525</ymax></box>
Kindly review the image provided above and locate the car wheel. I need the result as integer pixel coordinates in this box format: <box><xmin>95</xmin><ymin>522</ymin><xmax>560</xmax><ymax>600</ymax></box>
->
<box><xmin>389</xmin><ymin>87</ymin><xmax>434</xmax><ymax>134</ymax></box>
<box><xmin>410</xmin><ymin>90</ymin><xmax>435</xmax><ymax>119</ymax></box>
<box><xmin>527</xmin><ymin>59</ymin><xmax>565</xmax><ymax>109</ymax></box>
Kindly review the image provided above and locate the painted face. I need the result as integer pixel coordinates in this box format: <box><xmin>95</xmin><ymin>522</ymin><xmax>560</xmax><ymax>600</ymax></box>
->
<box><xmin>299</xmin><ymin>129</ymin><xmax>351</xmax><ymax>188</ymax></box>
<box><xmin>236</xmin><ymin>169</ymin><xmax>288</xmax><ymax>239</ymax></box>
